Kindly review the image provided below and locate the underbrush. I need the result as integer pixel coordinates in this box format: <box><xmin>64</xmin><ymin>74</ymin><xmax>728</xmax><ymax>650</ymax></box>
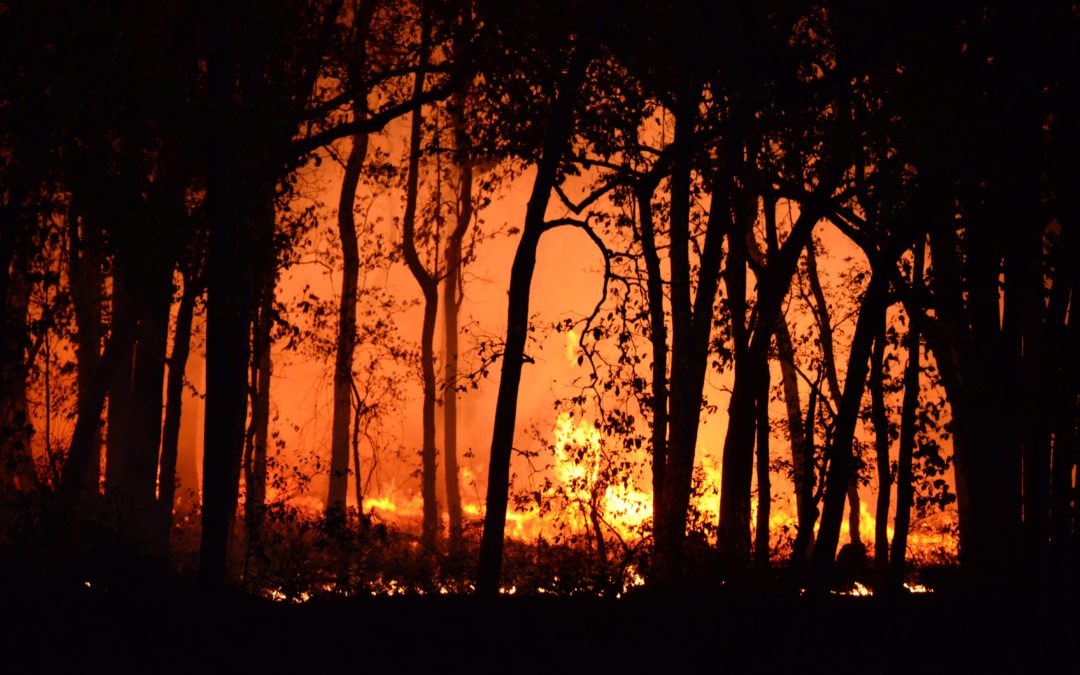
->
<box><xmin>0</xmin><ymin>491</ymin><xmax>959</xmax><ymax>600</ymax></box>
<box><xmin>230</xmin><ymin>502</ymin><xmax>653</xmax><ymax>600</ymax></box>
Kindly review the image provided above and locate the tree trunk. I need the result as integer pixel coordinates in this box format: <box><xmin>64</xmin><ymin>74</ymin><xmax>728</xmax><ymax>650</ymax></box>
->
<box><xmin>805</xmin><ymin>242</ymin><xmax>865</xmax><ymax>553</ymax></box>
<box><xmin>650</xmin><ymin>14</ymin><xmax>700</xmax><ymax>586</ymax></box>
<box><xmin>710</xmin><ymin>181</ymin><xmax>750</xmax><ymax>577</ymax></box>
<box><xmin>198</xmin><ymin>0</ymin><xmax>350</xmax><ymax>587</ymax></box>
<box><xmin>775</xmin><ymin>317</ymin><xmax>814</xmax><ymax>548</ymax></box>
<box><xmin>476</xmin><ymin>43</ymin><xmax>593</xmax><ymax>596</ymax></box>
<box><xmin>805</xmin><ymin>244</ymin><xmax>843</xmax><ymax>403</ymax></box>
<box><xmin>159</xmin><ymin>271</ymin><xmax>201</xmax><ymax>529</ymax></box>
<box><xmin>870</xmin><ymin>318</ymin><xmax>891</xmax><ymax>586</ymax></box>
<box><xmin>122</xmin><ymin>286</ymin><xmax>171</xmax><ymax>555</ymax></box>
<box><xmin>717</xmin><ymin>205</ymin><xmax>822</xmax><ymax>569</ymax></box>
<box><xmin>442</xmin><ymin>88</ymin><xmax>471</xmax><ymax>548</ymax></box>
<box><xmin>69</xmin><ymin>216</ymin><xmax>104</xmax><ymax>492</ymax></box>
<box><xmin>636</xmin><ymin>188</ymin><xmax>668</xmax><ymax>506</ymax></box>
<box><xmin>105</xmin><ymin>283</ymin><xmax>136</xmax><ymax>497</ymax></box>
<box><xmin>811</xmin><ymin>272</ymin><xmax>888</xmax><ymax>584</ymax></box>
<box><xmin>749</xmin><ymin>201</ymin><xmax>815</xmax><ymax>557</ymax></box>
<box><xmin>397</xmin><ymin>16</ymin><xmax>439</xmax><ymax>549</ymax></box>
<box><xmin>791</xmin><ymin>369</ymin><xmax>822</xmax><ymax>568</ymax></box>
<box><xmin>753</xmin><ymin>359</ymin><xmax>772</xmax><ymax>571</ymax></box>
<box><xmin>889</xmin><ymin>238</ymin><xmax>924</xmax><ymax>590</ymax></box>
<box><xmin>442</xmin><ymin>232</ymin><xmax>465</xmax><ymax>546</ymax></box>
<box><xmin>654</xmin><ymin>169</ymin><xmax>731</xmax><ymax>584</ymax></box>
<box><xmin>351</xmin><ymin>395</ymin><xmax>364</xmax><ymax>515</ymax></box>
<box><xmin>245</xmin><ymin>276</ymin><xmax>273</xmax><ymax>530</ymax></box>
<box><xmin>928</xmin><ymin>219</ymin><xmax>1022</xmax><ymax>586</ymax></box>
<box><xmin>327</xmin><ymin>0</ymin><xmax>375</xmax><ymax>521</ymax></box>
<box><xmin>200</xmin><ymin>2</ymin><xmax>255</xmax><ymax>587</ymax></box>
<box><xmin>61</xmin><ymin>306</ymin><xmax>139</xmax><ymax>499</ymax></box>
<box><xmin>327</xmin><ymin>132</ymin><xmax>369</xmax><ymax>517</ymax></box>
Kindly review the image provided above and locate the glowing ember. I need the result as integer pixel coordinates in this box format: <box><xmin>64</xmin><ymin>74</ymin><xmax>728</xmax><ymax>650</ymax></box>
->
<box><xmin>833</xmin><ymin>581</ymin><xmax>872</xmax><ymax>597</ymax></box>
<box><xmin>265</xmin><ymin>588</ymin><xmax>313</xmax><ymax>603</ymax></box>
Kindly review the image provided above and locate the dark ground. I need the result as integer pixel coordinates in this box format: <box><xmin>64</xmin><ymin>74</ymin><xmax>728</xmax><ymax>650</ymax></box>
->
<box><xmin>2</xmin><ymin>577</ymin><xmax>1074</xmax><ymax>674</ymax></box>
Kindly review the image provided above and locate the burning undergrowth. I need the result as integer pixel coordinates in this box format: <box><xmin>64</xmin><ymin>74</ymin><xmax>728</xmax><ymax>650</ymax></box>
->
<box><xmin>230</xmin><ymin>503</ymin><xmax>651</xmax><ymax>602</ymax></box>
<box><xmin>0</xmin><ymin>488</ymin><xmax>956</xmax><ymax>604</ymax></box>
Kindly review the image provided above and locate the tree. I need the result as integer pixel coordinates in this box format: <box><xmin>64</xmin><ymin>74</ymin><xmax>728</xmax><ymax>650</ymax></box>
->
<box><xmin>200</xmin><ymin>0</ymin><xmax>351</xmax><ymax>589</ymax></box>
<box><xmin>327</xmin><ymin>132</ymin><xmax>370</xmax><ymax>518</ymax></box>
<box><xmin>326</xmin><ymin>0</ymin><xmax>377</xmax><ymax>520</ymax></box>
<box><xmin>476</xmin><ymin>7</ymin><xmax>598</xmax><ymax>594</ymax></box>
<box><xmin>441</xmin><ymin>10</ymin><xmax>477</xmax><ymax>551</ymax></box>
<box><xmin>888</xmin><ymin>236</ymin><xmax>924</xmax><ymax>589</ymax></box>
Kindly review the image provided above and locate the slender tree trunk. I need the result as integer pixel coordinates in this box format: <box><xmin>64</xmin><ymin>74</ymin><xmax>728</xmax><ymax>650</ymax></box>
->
<box><xmin>806</xmin><ymin>243</ymin><xmax>864</xmax><ymax>549</ymax></box>
<box><xmin>442</xmin><ymin>248</ymin><xmax>464</xmax><ymax>545</ymax></box>
<box><xmin>753</xmin><ymin>359</ymin><xmax>772</xmax><ymax>571</ymax></box>
<box><xmin>351</xmin><ymin>396</ymin><xmax>364</xmax><ymax>516</ymax></box>
<box><xmin>70</xmin><ymin>216</ymin><xmax>104</xmax><ymax>492</ymax></box>
<box><xmin>105</xmin><ymin>283</ymin><xmax>136</xmax><ymax>496</ymax></box>
<box><xmin>889</xmin><ymin>239</ymin><xmax>924</xmax><ymax>590</ymax></box>
<box><xmin>711</xmin><ymin>182</ymin><xmax>750</xmax><ymax>576</ymax></box>
<box><xmin>717</xmin><ymin>205</ymin><xmax>822</xmax><ymax>568</ymax></box>
<box><xmin>747</xmin><ymin>202</ymin><xmax>810</xmax><ymax>567</ymax></box>
<box><xmin>870</xmin><ymin>317</ymin><xmax>891</xmax><ymax>586</ymax></box>
<box><xmin>636</xmin><ymin>188</ymin><xmax>668</xmax><ymax>505</ymax></box>
<box><xmin>651</xmin><ymin>11</ymin><xmax>700</xmax><ymax>586</ymax></box>
<box><xmin>811</xmin><ymin>273</ymin><xmax>888</xmax><ymax>584</ymax></box>
<box><xmin>327</xmin><ymin>0</ymin><xmax>375</xmax><ymax>521</ymax></box>
<box><xmin>327</xmin><ymin>133</ymin><xmax>369</xmax><ymax>517</ymax></box>
<box><xmin>202</xmin><ymin>196</ymin><xmax>259</xmax><ymax>590</ymax></box>
<box><xmin>245</xmin><ymin>276</ymin><xmax>273</xmax><ymax>530</ymax></box>
<box><xmin>805</xmin><ymin>245</ymin><xmax>842</xmax><ymax>403</ymax></box>
<box><xmin>397</xmin><ymin>16</ymin><xmax>439</xmax><ymax>549</ymax></box>
<box><xmin>159</xmin><ymin>271</ymin><xmax>201</xmax><ymax>529</ymax></box>
<box><xmin>126</xmin><ymin>290</ymin><xmax>171</xmax><ymax>555</ymax></box>
<box><xmin>442</xmin><ymin>88</ymin><xmax>471</xmax><ymax>548</ymax></box>
<box><xmin>774</xmin><ymin>319</ymin><xmax>811</xmax><ymax>533</ymax></box>
<box><xmin>477</xmin><ymin>43</ymin><xmax>593</xmax><ymax>596</ymax></box>
<box><xmin>749</xmin><ymin>206</ymin><xmax>815</xmax><ymax>558</ymax></box>
<box><xmin>791</xmin><ymin>370</ymin><xmax>822</xmax><ymax>569</ymax></box>
<box><xmin>655</xmin><ymin>170</ymin><xmax>731</xmax><ymax>584</ymax></box>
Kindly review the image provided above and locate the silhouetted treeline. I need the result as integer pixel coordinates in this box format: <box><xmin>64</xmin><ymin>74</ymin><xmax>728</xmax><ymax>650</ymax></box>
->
<box><xmin>1</xmin><ymin>0</ymin><xmax>1076</xmax><ymax>598</ymax></box>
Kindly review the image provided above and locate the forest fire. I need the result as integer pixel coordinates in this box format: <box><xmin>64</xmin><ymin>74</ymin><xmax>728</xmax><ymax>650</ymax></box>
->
<box><xmin>331</xmin><ymin>402</ymin><xmax>959</xmax><ymax>585</ymax></box>
<box><xmin>2</xmin><ymin>14</ymin><xmax>1076</xmax><ymax>674</ymax></box>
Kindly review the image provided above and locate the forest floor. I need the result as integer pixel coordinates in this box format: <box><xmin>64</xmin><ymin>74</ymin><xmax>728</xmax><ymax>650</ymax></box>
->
<box><xmin>3</xmin><ymin>575</ymin><xmax>1074</xmax><ymax>674</ymax></box>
